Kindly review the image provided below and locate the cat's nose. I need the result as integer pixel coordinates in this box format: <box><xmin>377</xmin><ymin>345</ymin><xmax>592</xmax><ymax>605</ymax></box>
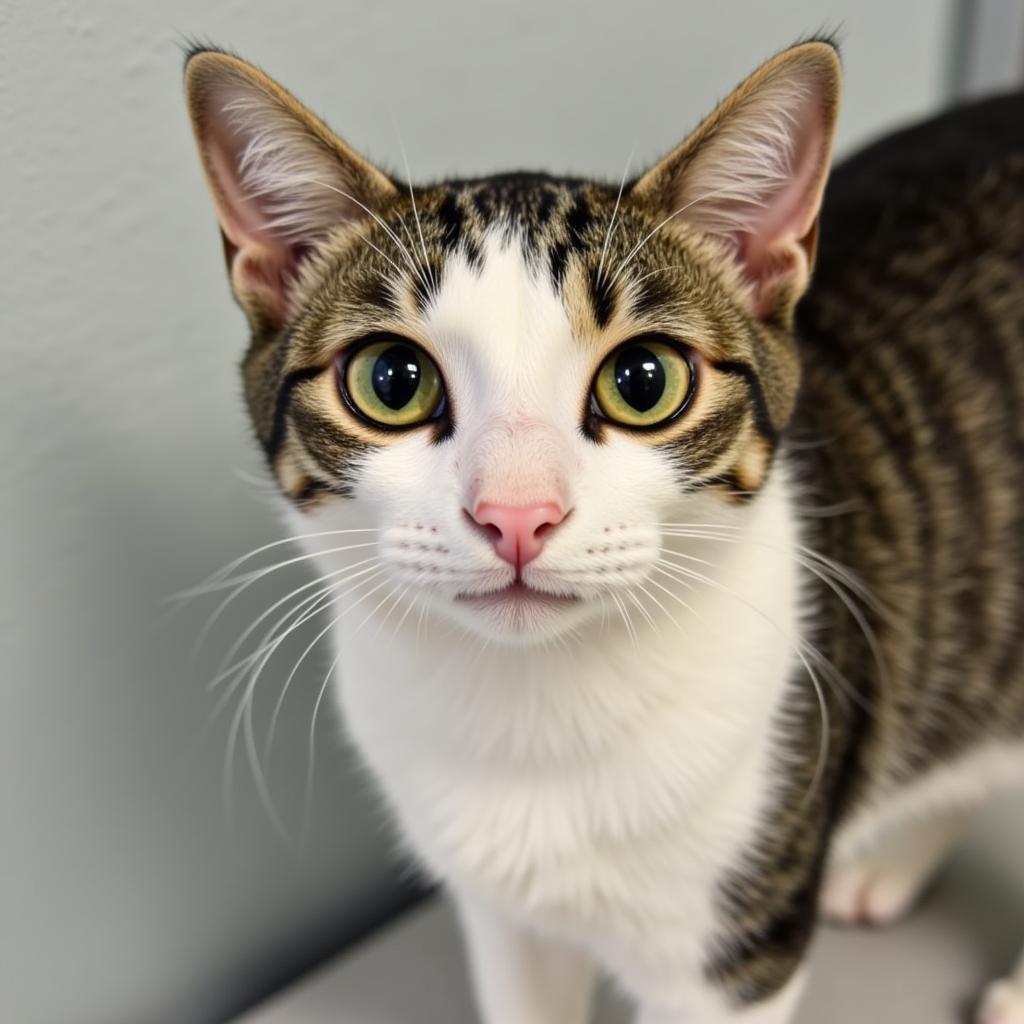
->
<box><xmin>469</xmin><ymin>501</ymin><xmax>567</xmax><ymax>570</ymax></box>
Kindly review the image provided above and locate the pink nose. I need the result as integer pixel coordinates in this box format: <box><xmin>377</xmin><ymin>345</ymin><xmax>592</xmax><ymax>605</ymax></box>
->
<box><xmin>471</xmin><ymin>501</ymin><xmax>567</xmax><ymax>571</ymax></box>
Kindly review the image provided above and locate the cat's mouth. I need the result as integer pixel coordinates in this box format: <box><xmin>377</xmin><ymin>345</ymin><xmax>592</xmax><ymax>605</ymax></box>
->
<box><xmin>456</xmin><ymin>581</ymin><xmax>579</xmax><ymax>609</ymax></box>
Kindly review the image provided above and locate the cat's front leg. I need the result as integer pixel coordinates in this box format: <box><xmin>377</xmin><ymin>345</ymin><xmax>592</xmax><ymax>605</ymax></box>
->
<box><xmin>455</xmin><ymin>892</ymin><xmax>596</xmax><ymax>1024</ymax></box>
<box><xmin>979</xmin><ymin>947</ymin><xmax>1024</xmax><ymax>1024</ymax></box>
<box><xmin>635</xmin><ymin>970</ymin><xmax>807</xmax><ymax>1024</ymax></box>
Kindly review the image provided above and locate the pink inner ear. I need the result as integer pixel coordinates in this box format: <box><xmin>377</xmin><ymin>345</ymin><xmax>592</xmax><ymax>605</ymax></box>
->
<box><xmin>747</xmin><ymin>112</ymin><xmax>825</xmax><ymax>251</ymax></box>
<box><xmin>205</xmin><ymin>100</ymin><xmax>292</xmax><ymax>252</ymax></box>
<box><xmin>200</xmin><ymin>90</ymin><xmax>308</xmax><ymax>325</ymax></box>
<box><xmin>729</xmin><ymin>91</ymin><xmax>831</xmax><ymax>316</ymax></box>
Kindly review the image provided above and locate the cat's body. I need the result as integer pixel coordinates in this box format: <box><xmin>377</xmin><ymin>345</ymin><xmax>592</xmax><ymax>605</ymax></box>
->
<box><xmin>185</xmin><ymin>43</ymin><xmax>1024</xmax><ymax>1023</ymax></box>
<box><xmin>798</xmin><ymin>91</ymin><xmax>1024</xmax><ymax>806</ymax></box>
<box><xmin>725</xmin><ymin>89</ymin><xmax>1024</xmax><ymax>1004</ymax></box>
<box><xmin>796</xmin><ymin>90</ymin><xmax>1024</xmax><ymax>850</ymax></box>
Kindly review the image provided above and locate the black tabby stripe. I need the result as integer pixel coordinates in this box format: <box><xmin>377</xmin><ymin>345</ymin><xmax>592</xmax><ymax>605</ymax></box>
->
<box><xmin>548</xmin><ymin>240</ymin><xmax>571</xmax><ymax>289</ymax></box>
<box><xmin>564</xmin><ymin>193</ymin><xmax>593</xmax><ymax>242</ymax></box>
<box><xmin>708</xmin><ymin>359</ymin><xmax>778</xmax><ymax>445</ymax></box>
<box><xmin>266</xmin><ymin>364</ymin><xmax>323</xmax><ymax>458</ymax></box>
<box><xmin>588</xmin><ymin>265</ymin><xmax>616</xmax><ymax>328</ymax></box>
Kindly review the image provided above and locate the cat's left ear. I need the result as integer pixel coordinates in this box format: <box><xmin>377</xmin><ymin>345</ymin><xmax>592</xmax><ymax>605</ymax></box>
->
<box><xmin>631</xmin><ymin>41</ymin><xmax>841</xmax><ymax>320</ymax></box>
<box><xmin>185</xmin><ymin>48</ymin><xmax>398</xmax><ymax>330</ymax></box>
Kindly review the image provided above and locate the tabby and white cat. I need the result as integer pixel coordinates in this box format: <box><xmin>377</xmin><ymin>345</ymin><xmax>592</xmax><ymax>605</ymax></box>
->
<box><xmin>184</xmin><ymin>40</ymin><xmax>1024</xmax><ymax>1023</ymax></box>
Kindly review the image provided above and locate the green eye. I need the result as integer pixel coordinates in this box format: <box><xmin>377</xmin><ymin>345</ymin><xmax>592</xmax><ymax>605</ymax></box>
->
<box><xmin>341</xmin><ymin>338</ymin><xmax>445</xmax><ymax>428</ymax></box>
<box><xmin>593</xmin><ymin>338</ymin><xmax>694</xmax><ymax>428</ymax></box>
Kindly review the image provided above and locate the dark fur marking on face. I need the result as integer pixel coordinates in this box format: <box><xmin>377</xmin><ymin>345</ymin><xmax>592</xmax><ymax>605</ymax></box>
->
<box><xmin>706</xmin><ymin>471</ymin><xmax>759</xmax><ymax>503</ymax></box>
<box><xmin>288</xmin><ymin>475</ymin><xmax>350</xmax><ymax>508</ymax></box>
<box><xmin>629</xmin><ymin>273</ymin><xmax>680</xmax><ymax>318</ymax></box>
<box><xmin>471</xmin><ymin>188</ymin><xmax>494</xmax><ymax>220</ymax></box>
<box><xmin>435</xmin><ymin>192</ymin><xmax>483</xmax><ymax>269</ymax></box>
<box><xmin>655</xmin><ymin>400</ymin><xmax>750</xmax><ymax>485</ymax></box>
<box><xmin>431</xmin><ymin>416</ymin><xmax>457</xmax><ymax>445</ymax></box>
<box><xmin>548</xmin><ymin>240</ymin><xmax>571</xmax><ymax>289</ymax></box>
<box><xmin>709</xmin><ymin>359</ymin><xmax>779</xmax><ymax>445</ymax></box>
<box><xmin>288</xmin><ymin>399</ymin><xmax>370</xmax><ymax>491</ymax></box>
<box><xmin>353</xmin><ymin>272</ymin><xmax>401</xmax><ymax>315</ymax></box>
<box><xmin>411</xmin><ymin>269</ymin><xmax>438</xmax><ymax>315</ymax></box>
<box><xmin>535</xmin><ymin>187</ymin><xmax>558</xmax><ymax>226</ymax></box>
<box><xmin>266</xmin><ymin>363</ymin><xmax>325</xmax><ymax>458</ymax></box>
<box><xmin>436</xmin><ymin>192</ymin><xmax>463</xmax><ymax>246</ymax></box>
<box><xmin>588</xmin><ymin>265</ymin><xmax>616</xmax><ymax>328</ymax></box>
<box><xmin>564</xmin><ymin>193</ymin><xmax>592</xmax><ymax>242</ymax></box>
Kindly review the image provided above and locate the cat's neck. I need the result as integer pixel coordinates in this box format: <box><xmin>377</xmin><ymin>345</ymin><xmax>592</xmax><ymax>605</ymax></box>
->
<box><xmin>299</xmin><ymin>470</ymin><xmax>803</xmax><ymax>776</ymax></box>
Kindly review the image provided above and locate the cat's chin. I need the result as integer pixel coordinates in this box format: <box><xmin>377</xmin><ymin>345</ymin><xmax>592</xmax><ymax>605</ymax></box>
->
<box><xmin>451</xmin><ymin>581</ymin><xmax>585</xmax><ymax>642</ymax></box>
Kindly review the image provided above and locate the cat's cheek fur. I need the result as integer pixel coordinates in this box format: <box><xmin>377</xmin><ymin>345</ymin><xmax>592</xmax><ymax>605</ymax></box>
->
<box><xmin>285</xmin><ymin>469</ymin><xmax>807</xmax><ymax>1015</ymax></box>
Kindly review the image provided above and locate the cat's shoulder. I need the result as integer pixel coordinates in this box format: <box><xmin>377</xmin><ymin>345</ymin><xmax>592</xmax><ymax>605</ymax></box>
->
<box><xmin>826</xmin><ymin>90</ymin><xmax>1024</xmax><ymax>205</ymax></box>
<box><xmin>811</xmin><ymin>91</ymin><xmax>1024</xmax><ymax>269</ymax></box>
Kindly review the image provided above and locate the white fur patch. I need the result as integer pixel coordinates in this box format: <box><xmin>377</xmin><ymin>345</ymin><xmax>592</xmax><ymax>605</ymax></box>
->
<box><xmin>284</xmin><ymin>226</ymin><xmax>807</xmax><ymax>1009</ymax></box>
<box><xmin>831</xmin><ymin>741</ymin><xmax>1024</xmax><ymax>866</ymax></box>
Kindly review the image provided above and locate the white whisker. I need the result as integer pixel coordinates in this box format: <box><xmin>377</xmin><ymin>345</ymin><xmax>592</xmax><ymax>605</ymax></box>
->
<box><xmin>627</xmin><ymin>264</ymin><xmax>689</xmax><ymax>289</ymax></box>
<box><xmin>659</xmin><ymin>523</ymin><xmax>888</xmax><ymax>703</ymax></box>
<box><xmin>596</xmin><ymin>145</ymin><xmax>635</xmax><ymax>287</ymax></box>
<box><xmin>646</xmin><ymin>567</ymin><xmax>706</xmax><ymax>625</ymax></box>
<box><xmin>391</xmin><ymin>587</ymin><xmax>421</xmax><ymax>645</ymax></box>
<box><xmin>193</xmin><ymin>541</ymin><xmax>379</xmax><ymax>657</ymax></box>
<box><xmin>262</xmin><ymin>567</ymin><xmax>388</xmax><ymax>765</ymax></box>
<box><xmin>605</xmin><ymin>187</ymin><xmax>733</xmax><ymax>293</ymax></box>
<box><xmin>653</xmin><ymin>555</ymin><xmax>831</xmax><ymax>805</ymax></box>
<box><xmin>632</xmin><ymin>580</ymin><xmax>676</xmax><ymax>629</ymax></box>
<box><xmin>213</xmin><ymin>556</ymin><xmax>381</xmax><ymax>684</ymax></box>
<box><xmin>374</xmin><ymin>582</ymin><xmax>413</xmax><ymax>638</ymax></box>
<box><xmin>625</xmin><ymin>588</ymin><xmax>658</xmax><ymax>634</ymax></box>
<box><xmin>657</xmin><ymin>523</ymin><xmax>886</xmax><ymax>616</ymax></box>
<box><xmin>391</xmin><ymin>119</ymin><xmax>437</xmax><ymax>296</ymax></box>
<box><xmin>298</xmin><ymin>575</ymin><xmax>401</xmax><ymax>847</ymax></box>
<box><xmin>196</xmin><ymin>565</ymin><xmax>382</xmax><ymax>759</ymax></box>
<box><xmin>610</xmin><ymin>591</ymin><xmax>639</xmax><ymax>649</ymax></box>
<box><xmin>167</xmin><ymin>528</ymin><xmax>380</xmax><ymax>604</ymax></box>
<box><xmin>353</xmin><ymin>580</ymin><xmax>405</xmax><ymax>636</ymax></box>
<box><xmin>306</xmin><ymin>178</ymin><xmax>431</xmax><ymax>296</ymax></box>
<box><xmin>223</xmin><ymin>566</ymin><xmax>388</xmax><ymax>842</ymax></box>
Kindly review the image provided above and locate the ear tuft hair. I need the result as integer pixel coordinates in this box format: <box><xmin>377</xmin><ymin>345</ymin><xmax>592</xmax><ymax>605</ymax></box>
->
<box><xmin>179</xmin><ymin>37</ymin><xmax>232</xmax><ymax>73</ymax></box>
<box><xmin>184</xmin><ymin>51</ymin><xmax>396</xmax><ymax>329</ymax></box>
<box><xmin>633</xmin><ymin>41</ymin><xmax>841</xmax><ymax>320</ymax></box>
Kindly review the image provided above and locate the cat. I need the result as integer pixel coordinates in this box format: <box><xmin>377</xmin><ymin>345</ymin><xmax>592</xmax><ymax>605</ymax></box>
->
<box><xmin>183</xmin><ymin>38</ymin><xmax>1024</xmax><ymax>1023</ymax></box>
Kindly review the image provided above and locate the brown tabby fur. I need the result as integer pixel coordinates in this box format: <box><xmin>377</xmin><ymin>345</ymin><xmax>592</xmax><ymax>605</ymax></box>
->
<box><xmin>185</xmin><ymin>40</ymin><xmax>1024</xmax><ymax>1007</ymax></box>
<box><xmin>712</xmin><ymin>92</ymin><xmax>1024</xmax><ymax>1000</ymax></box>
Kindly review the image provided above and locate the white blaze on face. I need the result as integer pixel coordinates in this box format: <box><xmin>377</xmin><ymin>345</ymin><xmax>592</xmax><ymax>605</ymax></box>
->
<box><xmin>424</xmin><ymin>230</ymin><xmax>580</xmax><ymax>512</ymax></box>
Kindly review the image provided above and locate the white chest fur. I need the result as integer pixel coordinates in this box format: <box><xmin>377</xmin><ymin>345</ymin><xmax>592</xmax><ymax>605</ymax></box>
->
<box><xmin>293</xmin><ymin>477</ymin><xmax>803</xmax><ymax>998</ymax></box>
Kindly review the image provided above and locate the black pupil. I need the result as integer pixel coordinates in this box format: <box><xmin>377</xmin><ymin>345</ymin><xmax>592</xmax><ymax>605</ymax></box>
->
<box><xmin>615</xmin><ymin>346</ymin><xmax>665</xmax><ymax>412</ymax></box>
<box><xmin>371</xmin><ymin>344</ymin><xmax>421</xmax><ymax>410</ymax></box>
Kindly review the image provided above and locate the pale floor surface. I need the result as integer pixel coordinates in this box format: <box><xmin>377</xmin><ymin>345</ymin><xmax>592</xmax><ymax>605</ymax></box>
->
<box><xmin>236</xmin><ymin>795</ymin><xmax>1024</xmax><ymax>1024</ymax></box>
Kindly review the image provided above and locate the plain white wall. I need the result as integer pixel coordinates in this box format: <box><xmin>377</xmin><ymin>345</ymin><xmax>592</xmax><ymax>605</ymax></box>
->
<box><xmin>2</xmin><ymin>2</ymin><xmax>959</xmax><ymax>1022</ymax></box>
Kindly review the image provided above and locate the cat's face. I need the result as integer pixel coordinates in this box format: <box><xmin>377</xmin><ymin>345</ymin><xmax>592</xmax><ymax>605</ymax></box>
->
<box><xmin>185</xmin><ymin>43</ymin><xmax>839</xmax><ymax>642</ymax></box>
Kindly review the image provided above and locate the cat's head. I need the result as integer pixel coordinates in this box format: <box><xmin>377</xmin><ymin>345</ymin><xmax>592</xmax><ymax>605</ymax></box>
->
<box><xmin>184</xmin><ymin>42</ymin><xmax>839</xmax><ymax>643</ymax></box>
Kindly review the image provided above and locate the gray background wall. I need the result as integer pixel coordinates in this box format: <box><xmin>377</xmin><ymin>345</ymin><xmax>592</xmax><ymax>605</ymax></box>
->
<box><xmin>2</xmin><ymin>2</ymin><xmax>1017</xmax><ymax>1023</ymax></box>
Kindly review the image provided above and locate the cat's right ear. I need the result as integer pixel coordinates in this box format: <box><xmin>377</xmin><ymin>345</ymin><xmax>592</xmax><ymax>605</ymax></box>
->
<box><xmin>184</xmin><ymin>49</ymin><xmax>397</xmax><ymax>330</ymax></box>
<box><xmin>631</xmin><ymin>41</ymin><xmax>841</xmax><ymax>321</ymax></box>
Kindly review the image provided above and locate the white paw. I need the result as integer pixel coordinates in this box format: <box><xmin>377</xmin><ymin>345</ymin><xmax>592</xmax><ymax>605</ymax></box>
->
<box><xmin>820</xmin><ymin>857</ymin><xmax>923</xmax><ymax>926</ymax></box>
<box><xmin>978</xmin><ymin>980</ymin><xmax>1024</xmax><ymax>1024</ymax></box>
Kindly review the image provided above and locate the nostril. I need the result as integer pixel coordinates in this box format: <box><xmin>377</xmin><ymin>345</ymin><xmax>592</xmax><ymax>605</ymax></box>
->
<box><xmin>534</xmin><ymin>521</ymin><xmax>555</xmax><ymax>541</ymax></box>
<box><xmin>462</xmin><ymin>507</ymin><xmax>503</xmax><ymax>544</ymax></box>
<box><xmin>534</xmin><ymin>508</ymin><xmax>570</xmax><ymax>542</ymax></box>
